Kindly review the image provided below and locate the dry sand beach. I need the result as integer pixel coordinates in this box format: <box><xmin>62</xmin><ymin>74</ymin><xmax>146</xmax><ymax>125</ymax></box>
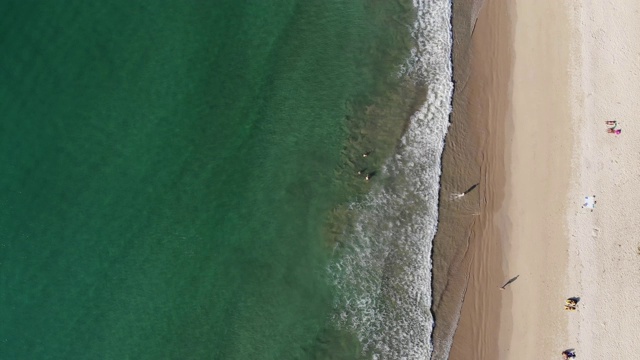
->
<box><xmin>566</xmin><ymin>0</ymin><xmax>640</xmax><ymax>358</ymax></box>
<box><xmin>446</xmin><ymin>0</ymin><xmax>640</xmax><ymax>359</ymax></box>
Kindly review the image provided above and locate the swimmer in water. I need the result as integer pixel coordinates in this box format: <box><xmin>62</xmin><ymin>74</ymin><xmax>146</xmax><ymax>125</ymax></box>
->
<box><xmin>365</xmin><ymin>172</ymin><xmax>376</xmax><ymax>181</ymax></box>
<box><xmin>362</xmin><ymin>151</ymin><xmax>372</xmax><ymax>158</ymax></box>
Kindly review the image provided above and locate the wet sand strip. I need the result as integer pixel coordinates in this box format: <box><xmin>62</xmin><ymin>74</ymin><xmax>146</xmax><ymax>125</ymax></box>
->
<box><xmin>430</xmin><ymin>0</ymin><xmax>512</xmax><ymax>358</ymax></box>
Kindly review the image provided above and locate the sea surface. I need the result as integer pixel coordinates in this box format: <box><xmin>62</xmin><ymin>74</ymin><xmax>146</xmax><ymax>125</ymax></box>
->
<box><xmin>0</xmin><ymin>1</ymin><xmax>452</xmax><ymax>359</ymax></box>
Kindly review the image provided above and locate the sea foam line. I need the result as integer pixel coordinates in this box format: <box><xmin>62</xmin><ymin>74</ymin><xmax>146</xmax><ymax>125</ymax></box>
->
<box><xmin>329</xmin><ymin>1</ymin><xmax>453</xmax><ymax>359</ymax></box>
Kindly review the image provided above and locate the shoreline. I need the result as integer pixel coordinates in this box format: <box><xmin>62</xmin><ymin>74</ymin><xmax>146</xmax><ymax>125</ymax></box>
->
<box><xmin>429</xmin><ymin>0</ymin><xmax>485</xmax><ymax>358</ymax></box>
<box><xmin>440</xmin><ymin>0</ymin><xmax>573</xmax><ymax>358</ymax></box>
<box><xmin>444</xmin><ymin>0</ymin><xmax>640</xmax><ymax>358</ymax></box>
<box><xmin>446</xmin><ymin>0</ymin><xmax>512</xmax><ymax>358</ymax></box>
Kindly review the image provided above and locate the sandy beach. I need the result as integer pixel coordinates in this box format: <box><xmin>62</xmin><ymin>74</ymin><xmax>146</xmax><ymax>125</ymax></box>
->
<box><xmin>446</xmin><ymin>0</ymin><xmax>512</xmax><ymax>358</ymax></box>
<box><xmin>446</xmin><ymin>0</ymin><xmax>640</xmax><ymax>359</ymax></box>
<box><xmin>501</xmin><ymin>0</ymin><xmax>573</xmax><ymax>357</ymax></box>
<box><xmin>565</xmin><ymin>0</ymin><xmax>640</xmax><ymax>358</ymax></box>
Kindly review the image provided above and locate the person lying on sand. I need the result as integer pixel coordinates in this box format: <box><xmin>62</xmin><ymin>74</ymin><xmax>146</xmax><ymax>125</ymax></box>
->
<box><xmin>565</xmin><ymin>299</ymin><xmax>577</xmax><ymax>306</ymax></box>
<box><xmin>605</xmin><ymin>120</ymin><xmax>617</xmax><ymax>126</ymax></box>
<box><xmin>564</xmin><ymin>305</ymin><xmax>577</xmax><ymax>311</ymax></box>
<box><xmin>561</xmin><ymin>350</ymin><xmax>576</xmax><ymax>359</ymax></box>
<box><xmin>607</xmin><ymin>128</ymin><xmax>622</xmax><ymax>135</ymax></box>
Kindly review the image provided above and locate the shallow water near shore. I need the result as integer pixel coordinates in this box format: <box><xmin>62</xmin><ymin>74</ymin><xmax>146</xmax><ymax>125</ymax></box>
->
<box><xmin>0</xmin><ymin>1</ymin><xmax>449</xmax><ymax>359</ymax></box>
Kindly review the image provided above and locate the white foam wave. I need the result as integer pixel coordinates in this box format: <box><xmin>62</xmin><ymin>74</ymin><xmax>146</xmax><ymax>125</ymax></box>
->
<box><xmin>329</xmin><ymin>1</ymin><xmax>453</xmax><ymax>359</ymax></box>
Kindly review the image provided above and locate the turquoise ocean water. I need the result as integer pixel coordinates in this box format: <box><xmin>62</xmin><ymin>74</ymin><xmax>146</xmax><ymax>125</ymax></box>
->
<box><xmin>0</xmin><ymin>1</ymin><xmax>425</xmax><ymax>359</ymax></box>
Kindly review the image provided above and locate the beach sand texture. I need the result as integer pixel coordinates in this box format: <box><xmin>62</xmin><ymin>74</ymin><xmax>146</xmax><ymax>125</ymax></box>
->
<box><xmin>448</xmin><ymin>0</ymin><xmax>640</xmax><ymax>359</ymax></box>
<box><xmin>508</xmin><ymin>0</ymin><xmax>640</xmax><ymax>358</ymax></box>
<box><xmin>566</xmin><ymin>0</ymin><xmax>640</xmax><ymax>358</ymax></box>
<box><xmin>503</xmin><ymin>0</ymin><xmax>573</xmax><ymax>358</ymax></box>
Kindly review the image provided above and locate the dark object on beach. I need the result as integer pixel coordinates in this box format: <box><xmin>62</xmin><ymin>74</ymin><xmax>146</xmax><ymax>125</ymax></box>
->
<box><xmin>463</xmin><ymin>183</ymin><xmax>479</xmax><ymax>195</ymax></box>
<box><xmin>357</xmin><ymin>168</ymin><xmax>367</xmax><ymax>175</ymax></box>
<box><xmin>564</xmin><ymin>298</ymin><xmax>578</xmax><ymax>311</ymax></box>
<box><xmin>500</xmin><ymin>275</ymin><xmax>519</xmax><ymax>290</ymax></box>
<box><xmin>567</xmin><ymin>296</ymin><xmax>580</xmax><ymax>304</ymax></box>
<box><xmin>562</xmin><ymin>349</ymin><xmax>576</xmax><ymax>359</ymax></box>
<box><xmin>563</xmin><ymin>297</ymin><xmax>580</xmax><ymax>311</ymax></box>
<box><xmin>365</xmin><ymin>171</ymin><xmax>376</xmax><ymax>181</ymax></box>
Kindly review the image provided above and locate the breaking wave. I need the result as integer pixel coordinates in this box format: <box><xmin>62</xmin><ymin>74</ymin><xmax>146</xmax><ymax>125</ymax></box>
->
<box><xmin>329</xmin><ymin>1</ymin><xmax>453</xmax><ymax>359</ymax></box>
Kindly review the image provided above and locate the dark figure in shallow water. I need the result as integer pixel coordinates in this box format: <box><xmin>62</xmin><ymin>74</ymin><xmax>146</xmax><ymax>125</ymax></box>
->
<box><xmin>357</xmin><ymin>168</ymin><xmax>367</xmax><ymax>175</ymax></box>
<box><xmin>365</xmin><ymin>171</ymin><xmax>376</xmax><ymax>181</ymax></box>
<box><xmin>362</xmin><ymin>151</ymin><xmax>372</xmax><ymax>158</ymax></box>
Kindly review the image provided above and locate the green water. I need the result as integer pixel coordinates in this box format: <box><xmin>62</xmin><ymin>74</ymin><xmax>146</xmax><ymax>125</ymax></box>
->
<box><xmin>0</xmin><ymin>1</ymin><xmax>414</xmax><ymax>359</ymax></box>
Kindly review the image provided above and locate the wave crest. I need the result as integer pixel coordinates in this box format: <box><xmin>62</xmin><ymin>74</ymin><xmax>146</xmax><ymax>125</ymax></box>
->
<box><xmin>329</xmin><ymin>1</ymin><xmax>453</xmax><ymax>359</ymax></box>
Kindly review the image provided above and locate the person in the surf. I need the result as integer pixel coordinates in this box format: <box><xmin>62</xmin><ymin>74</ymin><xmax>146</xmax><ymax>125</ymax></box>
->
<box><xmin>365</xmin><ymin>171</ymin><xmax>376</xmax><ymax>181</ymax></box>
